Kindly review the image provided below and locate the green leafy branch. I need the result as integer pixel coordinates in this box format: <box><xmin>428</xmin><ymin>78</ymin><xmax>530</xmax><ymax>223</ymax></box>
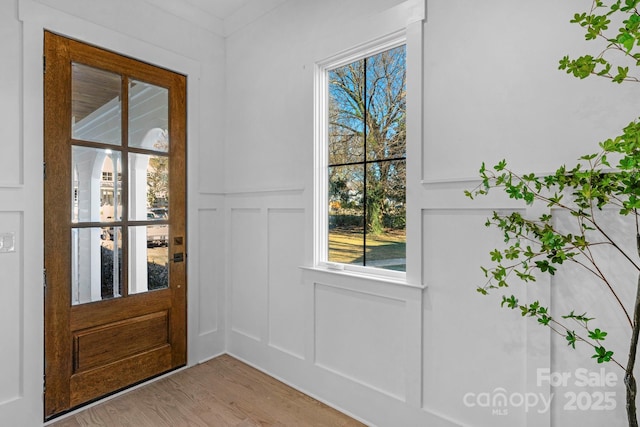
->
<box><xmin>501</xmin><ymin>296</ymin><xmax>622</xmax><ymax>367</ymax></box>
<box><xmin>466</xmin><ymin>120</ymin><xmax>640</xmax><ymax>370</ymax></box>
<box><xmin>469</xmin><ymin>131</ymin><xmax>640</xmax><ymax>304</ymax></box>
<box><xmin>558</xmin><ymin>0</ymin><xmax>640</xmax><ymax>83</ymax></box>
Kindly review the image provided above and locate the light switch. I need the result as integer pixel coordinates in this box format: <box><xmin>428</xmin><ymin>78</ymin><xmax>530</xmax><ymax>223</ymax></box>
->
<box><xmin>0</xmin><ymin>232</ymin><xmax>16</xmax><ymax>253</ymax></box>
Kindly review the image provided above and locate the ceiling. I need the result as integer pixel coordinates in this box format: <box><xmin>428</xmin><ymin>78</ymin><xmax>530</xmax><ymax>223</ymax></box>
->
<box><xmin>181</xmin><ymin>0</ymin><xmax>254</xmax><ymax>19</ymax></box>
<box><xmin>143</xmin><ymin>0</ymin><xmax>288</xmax><ymax>37</ymax></box>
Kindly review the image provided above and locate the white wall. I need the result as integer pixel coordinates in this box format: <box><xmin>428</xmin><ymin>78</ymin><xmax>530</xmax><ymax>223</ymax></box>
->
<box><xmin>0</xmin><ymin>2</ymin><xmax>41</xmax><ymax>426</ymax></box>
<box><xmin>224</xmin><ymin>0</ymin><xmax>636</xmax><ymax>426</ymax></box>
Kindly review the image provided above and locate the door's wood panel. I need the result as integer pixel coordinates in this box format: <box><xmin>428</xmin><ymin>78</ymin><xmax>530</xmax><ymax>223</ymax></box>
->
<box><xmin>70</xmin><ymin>289</ymin><xmax>172</xmax><ymax>331</ymax></box>
<box><xmin>69</xmin><ymin>345</ymin><xmax>173</xmax><ymax>406</ymax></box>
<box><xmin>73</xmin><ymin>311</ymin><xmax>169</xmax><ymax>372</ymax></box>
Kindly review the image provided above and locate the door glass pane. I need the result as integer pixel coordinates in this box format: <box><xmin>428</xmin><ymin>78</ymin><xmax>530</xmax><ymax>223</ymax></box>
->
<box><xmin>129</xmin><ymin>225</ymin><xmax>169</xmax><ymax>295</ymax></box>
<box><xmin>71</xmin><ymin>227</ymin><xmax>122</xmax><ymax>305</ymax></box>
<box><xmin>72</xmin><ymin>146</ymin><xmax>122</xmax><ymax>223</ymax></box>
<box><xmin>128</xmin><ymin>153</ymin><xmax>169</xmax><ymax>221</ymax></box>
<box><xmin>128</xmin><ymin>80</ymin><xmax>169</xmax><ymax>152</ymax></box>
<box><xmin>72</xmin><ymin>63</ymin><xmax>122</xmax><ymax>145</ymax></box>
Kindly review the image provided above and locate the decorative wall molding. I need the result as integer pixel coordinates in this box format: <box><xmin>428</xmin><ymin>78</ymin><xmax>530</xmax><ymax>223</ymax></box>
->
<box><xmin>205</xmin><ymin>185</ymin><xmax>305</xmax><ymax>197</ymax></box>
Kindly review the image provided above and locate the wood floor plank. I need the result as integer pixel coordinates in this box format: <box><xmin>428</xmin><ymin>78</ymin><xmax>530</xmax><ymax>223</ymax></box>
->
<box><xmin>48</xmin><ymin>355</ymin><xmax>365</xmax><ymax>427</ymax></box>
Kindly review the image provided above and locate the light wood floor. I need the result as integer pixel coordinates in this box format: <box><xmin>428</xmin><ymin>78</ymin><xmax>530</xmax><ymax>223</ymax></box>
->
<box><xmin>48</xmin><ymin>355</ymin><xmax>366</xmax><ymax>427</ymax></box>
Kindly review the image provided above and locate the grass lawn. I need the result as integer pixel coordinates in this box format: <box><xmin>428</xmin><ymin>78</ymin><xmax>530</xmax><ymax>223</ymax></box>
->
<box><xmin>328</xmin><ymin>227</ymin><xmax>406</xmax><ymax>268</ymax></box>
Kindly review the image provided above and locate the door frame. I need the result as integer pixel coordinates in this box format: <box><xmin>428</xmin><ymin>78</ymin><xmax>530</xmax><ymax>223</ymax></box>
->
<box><xmin>17</xmin><ymin>4</ymin><xmax>206</xmax><ymax>424</ymax></box>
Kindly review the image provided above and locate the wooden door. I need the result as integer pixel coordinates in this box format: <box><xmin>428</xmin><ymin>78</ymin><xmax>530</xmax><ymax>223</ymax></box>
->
<box><xmin>43</xmin><ymin>32</ymin><xmax>187</xmax><ymax>420</ymax></box>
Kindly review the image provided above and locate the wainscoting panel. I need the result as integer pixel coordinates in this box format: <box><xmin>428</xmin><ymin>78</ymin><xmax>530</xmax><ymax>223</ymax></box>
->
<box><xmin>422</xmin><ymin>208</ymin><xmax>528</xmax><ymax>427</ymax></box>
<box><xmin>226</xmin><ymin>192</ymin><xmax>455</xmax><ymax>426</ymax></box>
<box><xmin>314</xmin><ymin>283</ymin><xmax>407</xmax><ymax>400</ymax></box>
<box><xmin>229</xmin><ymin>208</ymin><xmax>265</xmax><ymax>342</ymax></box>
<box><xmin>197</xmin><ymin>208</ymin><xmax>219</xmax><ymax>336</ymax></box>
<box><xmin>267</xmin><ymin>208</ymin><xmax>306</xmax><ymax>359</ymax></box>
<box><xmin>0</xmin><ymin>211</ymin><xmax>23</xmax><ymax>404</ymax></box>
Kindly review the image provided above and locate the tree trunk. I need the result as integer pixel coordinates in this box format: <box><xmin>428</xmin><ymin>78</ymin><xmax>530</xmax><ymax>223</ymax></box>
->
<box><xmin>626</xmin><ymin>273</ymin><xmax>639</xmax><ymax>427</ymax></box>
<box><xmin>627</xmin><ymin>237</ymin><xmax>640</xmax><ymax>427</ymax></box>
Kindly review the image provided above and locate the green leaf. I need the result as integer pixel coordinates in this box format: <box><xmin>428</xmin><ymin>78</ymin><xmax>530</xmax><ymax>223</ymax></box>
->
<box><xmin>524</xmin><ymin>246</ymin><xmax>535</xmax><ymax>258</ymax></box>
<box><xmin>535</xmin><ymin>260</ymin><xmax>557</xmax><ymax>275</ymax></box>
<box><xmin>588</xmin><ymin>328</ymin><xmax>608</xmax><ymax>340</ymax></box>
<box><xmin>505</xmin><ymin>246</ymin><xmax>520</xmax><ymax>260</ymax></box>
<box><xmin>515</xmin><ymin>270</ymin><xmax>535</xmax><ymax>282</ymax></box>
<box><xmin>570</xmin><ymin>13</ymin><xmax>587</xmax><ymax>23</ymax></box>
<box><xmin>558</xmin><ymin>55</ymin><xmax>570</xmax><ymax>70</ymax></box>
<box><xmin>618</xmin><ymin>32</ymin><xmax>635</xmax><ymax>52</ymax></box>
<box><xmin>494</xmin><ymin>159</ymin><xmax>507</xmax><ymax>171</ymax></box>
<box><xmin>612</xmin><ymin>66</ymin><xmax>629</xmax><ymax>83</ymax></box>
<box><xmin>490</xmin><ymin>249</ymin><xmax>503</xmax><ymax>262</ymax></box>
<box><xmin>592</xmin><ymin>346</ymin><xmax>614</xmax><ymax>363</ymax></box>
<box><xmin>538</xmin><ymin>314</ymin><xmax>552</xmax><ymax>326</ymax></box>
<box><xmin>501</xmin><ymin>295</ymin><xmax>519</xmax><ymax>309</ymax></box>
<box><xmin>566</xmin><ymin>330</ymin><xmax>578</xmax><ymax>349</ymax></box>
<box><xmin>562</xmin><ymin>311</ymin><xmax>594</xmax><ymax>323</ymax></box>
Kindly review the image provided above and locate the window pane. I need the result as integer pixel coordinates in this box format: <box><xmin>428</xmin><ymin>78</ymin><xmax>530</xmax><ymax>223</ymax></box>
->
<box><xmin>365</xmin><ymin>160</ymin><xmax>406</xmax><ymax>271</ymax></box>
<box><xmin>72</xmin><ymin>63</ymin><xmax>122</xmax><ymax>145</ymax></box>
<box><xmin>129</xmin><ymin>80</ymin><xmax>169</xmax><ymax>152</ymax></box>
<box><xmin>128</xmin><ymin>153</ymin><xmax>169</xmax><ymax>221</ymax></box>
<box><xmin>128</xmin><ymin>225</ymin><xmax>169</xmax><ymax>295</ymax></box>
<box><xmin>328</xmin><ymin>165</ymin><xmax>364</xmax><ymax>265</ymax></box>
<box><xmin>71</xmin><ymin>227</ymin><xmax>122</xmax><ymax>305</ymax></box>
<box><xmin>365</xmin><ymin>45</ymin><xmax>406</xmax><ymax>162</ymax></box>
<box><xmin>325</xmin><ymin>44</ymin><xmax>406</xmax><ymax>274</ymax></box>
<box><xmin>72</xmin><ymin>146</ymin><xmax>122</xmax><ymax>223</ymax></box>
<box><xmin>328</xmin><ymin>61</ymin><xmax>365</xmax><ymax>165</ymax></box>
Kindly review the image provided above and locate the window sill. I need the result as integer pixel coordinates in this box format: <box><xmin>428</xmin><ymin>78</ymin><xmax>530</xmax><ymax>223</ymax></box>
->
<box><xmin>300</xmin><ymin>265</ymin><xmax>425</xmax><ymax>290</ymax></box>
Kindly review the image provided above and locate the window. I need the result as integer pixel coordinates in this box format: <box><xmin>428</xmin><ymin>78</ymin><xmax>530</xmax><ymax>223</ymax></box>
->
<box><xmin>316</xmin><ymin>37</ymin><xmax>407</xmax><ymax>276</ymax></box>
